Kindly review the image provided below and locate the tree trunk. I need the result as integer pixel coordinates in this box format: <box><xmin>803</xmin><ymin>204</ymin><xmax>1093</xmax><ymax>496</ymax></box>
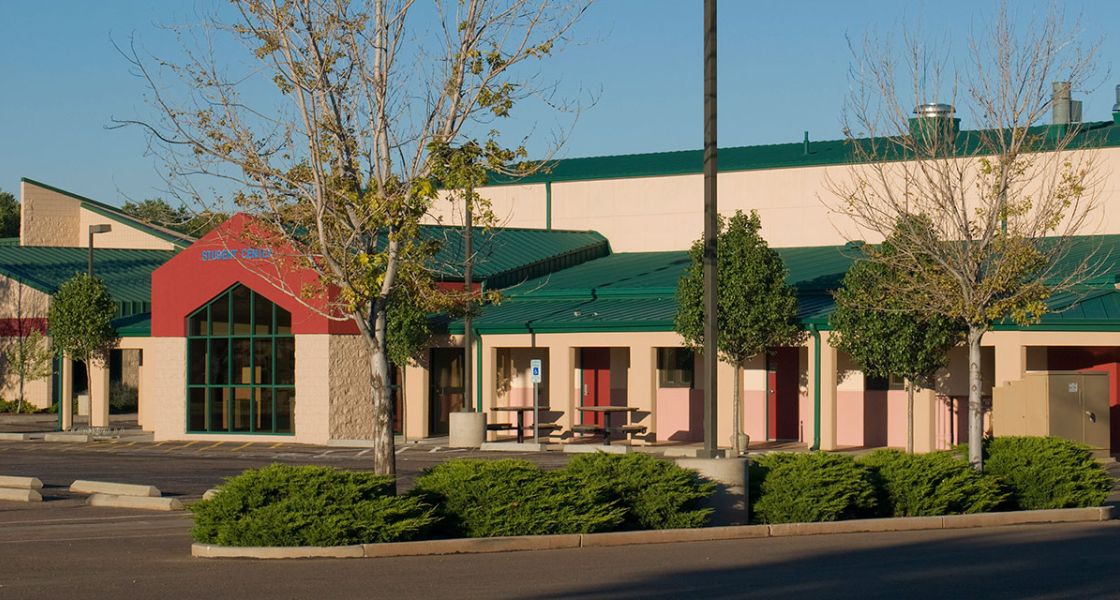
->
<box><xmin>906</xmin><ymin>382</ymin><xmax>914</xmax><ymax>454</ymax></box>
<box><xmin>368</xmin><ymin>307</ymin><xmax>397</xmax><ymax>478</ymax></box>
<box><xmin>732</xmin><ymin>361</ymin><xmax>742</xmax><ymax>456</ymax></box>
<box><xmin>967</xmin><ymin>326</ymin><xmax>985</xmax><ymax>472</ymax></box>
<box><xmin>85</xmin><ymin>361</ymin><xmax>93</xmax><ymax>431</ymax></box>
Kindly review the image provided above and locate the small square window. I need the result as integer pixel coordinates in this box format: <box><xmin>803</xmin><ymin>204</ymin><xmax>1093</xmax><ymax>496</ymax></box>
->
<box><xmin>657</xmin><ymin>348</ymin><xmax>694</xmax><ymax>388</ymax></box>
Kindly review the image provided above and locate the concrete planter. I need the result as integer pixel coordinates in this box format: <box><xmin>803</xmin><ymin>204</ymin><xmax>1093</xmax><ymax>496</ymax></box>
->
<box><xmin>448</xmin><ymin>411</ymin><xmax>487</xmax><ymax>448</ymax></box>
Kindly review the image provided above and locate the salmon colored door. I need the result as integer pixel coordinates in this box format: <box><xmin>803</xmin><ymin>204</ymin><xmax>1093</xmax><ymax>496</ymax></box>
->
<box><xmin>767</xmin><ymin>348</ymin><xmax>800</xmax><ymax>441</ymax></box>
<box><xmin>581</xmin><ymin>348</ymin><xmax>611</xmax><ymax>427</ymax></box>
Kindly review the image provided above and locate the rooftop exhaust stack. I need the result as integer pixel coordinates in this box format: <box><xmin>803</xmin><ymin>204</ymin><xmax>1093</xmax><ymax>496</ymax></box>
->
<box><xmin>909</xmin><ymin>103</ymin><xmax>960</xmax><ymax>149</ymax></box>
<box><xmin>1113</xmin><ymin>84</ymin><xmax>1120</xmax><ymax>124</ymax></box>
<box><xmin>1051</xmin><ymin>82</ymin><xmax>1082</xmax><ymax>125</ymax></box>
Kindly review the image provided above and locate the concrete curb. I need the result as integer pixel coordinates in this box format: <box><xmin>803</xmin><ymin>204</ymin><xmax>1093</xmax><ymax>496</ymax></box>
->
<box><xmin>87</xmin><ymin>493</ymin><xmax>184</xmax><ymax>511</ymax></box>
<box><xmin>0</xmin><ymin>488</ymin><xmax>43</xmax><ymax>502</ymax></box>
<box><xmin>0</xmin><ymin>433</ymin><xmax>41</xmax><ymax>441</ymax></box>
<box><xmin>71</xmin><ymin>480</ymin><xmax>161</xmax><ymax>497</ymax></box>
<box><xmin>191</xmin><ymin>506</ymin><xmax>1114</xmax><ymax>560</ymax></box>
<box><xmin>0</xmin><ymin>475</ymin><xmax>44</xmax><ymax>489</ymax></box>
<box><xmin>44</xmin><ymin>433</ymin><xmax>91</xmax><ymax>443</ymax></box>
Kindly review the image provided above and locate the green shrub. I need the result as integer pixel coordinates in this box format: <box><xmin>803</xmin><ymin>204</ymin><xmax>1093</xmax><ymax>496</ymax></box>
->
<box><xmin>565</xmin><ymin>452</ymin><xmax>716</xmax><ymax>530</ymax></box>
<box><xmin>983</xmin><ymin>437</ymin><xmax>1113</xmax><ymax>510</ymax></box>
<box><xmin>190</xmin><ymin>464</ymin><xmax>435</xmax><ymax>547</ymax></box>
<box><xmin>861</xmin><ymin>449</ymin><xmax>1008</xmax><ymax>517</ymax></box>
<box><xmin>109</xmin><ymin>382</ymin><xmax>138</xmax><ymax>413</ymax></box>
<box><xmin>411</xmin><ymin>459</ymin><xmax>626</xmax><ymax>537</ymax></box>
<box><xmin>751</xmin><ymin>453</ymin><xmax>877</xmax><ymax>524</ymax></box>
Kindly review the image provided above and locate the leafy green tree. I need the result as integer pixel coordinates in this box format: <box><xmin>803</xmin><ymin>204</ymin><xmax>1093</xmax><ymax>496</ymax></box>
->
<box><xmin>122</xmin><ymin>0</ymin><xmax>588</xmax><ymax>475</ymax></box>
<box><xmin>676</xmin><ymin>210</ymin><xmax>802</xmax><ymax>455</ymax></box>
<box><xmin>830</xmin><ymin>218</ymin><xmax>964</xmax><ymax>453</ymax></box>
<box><xmin>48</xmin><ymin>274</ymin><xmax>118</xmax><ymax>429</ymax></box>
<box><xmin>0</xmin><ymin>188</ymin><xmax>20</xmax><ymax>238</ymax></box>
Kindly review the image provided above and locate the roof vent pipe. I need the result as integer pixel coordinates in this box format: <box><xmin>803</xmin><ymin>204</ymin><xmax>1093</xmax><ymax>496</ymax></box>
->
<box><xmin>1113</xmin><ymin>84</ymin><xmax>1120</xmax><ymax>124</ymax></box>
<box><xmin>1051</xmin><ymin>82</ymin><xmax>1082</xmax><ymax>125</ymax></box>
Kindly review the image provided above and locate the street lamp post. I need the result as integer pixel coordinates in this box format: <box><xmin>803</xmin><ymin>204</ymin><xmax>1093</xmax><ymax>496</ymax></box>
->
<box><xmin>88</xmin><ymin>224</ymin><xmax>111</xmax><ymax>276</ymax></box>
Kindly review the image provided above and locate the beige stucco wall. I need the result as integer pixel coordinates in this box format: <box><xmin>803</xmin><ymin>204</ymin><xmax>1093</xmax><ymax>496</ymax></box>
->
<box><xmin>0</xmin><ymin>278</ymin><xmax>53</xmax><ymax>409</ymax></box>
<box><xmin>428</xmin><ymin>145</ymin><xmax>1120</xmax><ymax>252</ymax></box>
<box><xmin>147</xmin><ymin>338</ymin><xmax>187</xmax><ymax>440</ymax></box>
<box><xmin>20</xmin><ymin>180</ymin><xmax>177</xmax><ymax>250</ymax></box>
<box><xmin>76</xmin><ymin>206</ymin><xmax>178</xmax><ymax>250</ymax></box>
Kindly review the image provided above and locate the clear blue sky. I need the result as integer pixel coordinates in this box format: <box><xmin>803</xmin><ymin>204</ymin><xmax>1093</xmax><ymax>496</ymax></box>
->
<box><xmin>1</xmin><ymin>1</ymin><xmax>1117</xmax><ymax>208</ymax></box>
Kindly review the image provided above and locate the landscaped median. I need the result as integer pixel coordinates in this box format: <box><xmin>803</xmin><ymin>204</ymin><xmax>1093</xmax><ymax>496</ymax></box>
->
<box><xmin>187</xmin><ymin>436</ymin><xmax>1118</xmax><ymax>560</ymax></box>
<box><xmin>192</xmin><ymin>506</ymin><xmax>1116</xmax><ymax>559</ymax></box>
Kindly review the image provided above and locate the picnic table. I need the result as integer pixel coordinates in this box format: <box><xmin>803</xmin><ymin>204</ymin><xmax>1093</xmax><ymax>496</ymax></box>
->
<box><xmin>489</xmin><ymin>405</ymin><xmax>549</xmax><ymax>444</ymax></box>
<box><xmin>574</xmin><ymin>405</ymin><xmax>641</xmax><ymax>445</ymax></box>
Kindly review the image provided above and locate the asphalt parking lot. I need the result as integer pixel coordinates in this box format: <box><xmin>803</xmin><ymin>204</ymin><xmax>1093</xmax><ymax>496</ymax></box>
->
<box><xmin>0</xmin><ymin>437</ymin><xmax>573</xmax><ymax>499</ymax></box>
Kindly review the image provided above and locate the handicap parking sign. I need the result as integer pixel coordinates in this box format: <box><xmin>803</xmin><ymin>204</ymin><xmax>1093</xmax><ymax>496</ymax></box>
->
<box><xmin>530</xmin><ymin>359</ymin><xmax>542</xmax><ymax>383</ymax></box>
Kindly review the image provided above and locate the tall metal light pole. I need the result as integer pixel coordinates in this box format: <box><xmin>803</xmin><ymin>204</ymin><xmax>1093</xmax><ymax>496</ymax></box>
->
<box><xmin>463</xmin><ymin>198</ymin><xmax>474</xmax><ymax>413</ymax></box>
<box><xmin>88</xmin><ymin>224</ymin><xmax>112</xmax><ymax>276</ymax></box>
<box><xmin>700</xmin><ymin>0</ymin><xmax>719</xmax><ymax>458</ymax></box>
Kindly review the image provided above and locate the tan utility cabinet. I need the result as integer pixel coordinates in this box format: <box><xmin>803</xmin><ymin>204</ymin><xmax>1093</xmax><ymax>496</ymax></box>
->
<box><xmin>992</xmin><ymin>371</ymin><xmax>1110</xmax><ymax>450</ymax></box>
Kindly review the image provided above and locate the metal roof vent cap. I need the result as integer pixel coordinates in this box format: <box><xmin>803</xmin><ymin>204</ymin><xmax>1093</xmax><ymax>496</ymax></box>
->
<box><xmin>909</xmin><ymin>103</ymin><xmax>960</xmax><ymax>149</ymax></box>
<box><xmin>915</xmin><ymin>103</ymin><xmax>955</xmax><ymax>119</ymax></box>
<box><xmin>1112</xmin><ymin>84</ymin><xmax>1120</xmax><ymax>113</ymax></box>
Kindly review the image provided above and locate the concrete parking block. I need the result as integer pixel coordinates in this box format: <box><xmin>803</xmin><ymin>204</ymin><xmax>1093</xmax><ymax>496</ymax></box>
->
<box><xmin>70</xmin><ymin>480</ymin><xmax>161</xmax><ymax>497</ymax></box>
<box><xmin>479</xmin><ymin>442</ymin><xmax>547</xmax><ymax>452</ymax></box>
<box><xmin>581</xmin><ymin>524</ymin><xmax>770</xmax><ymax>547</ymax></box>
<box><xmin>0</xmin><ymin>475</ymin><xmax>44</xmax><ymax>489</ymax></box>
<box><xmin>87</xmin><ymin>494</ymin><xmax>183</xmax><ymax>511</ymax></box>
<box><xmin>44</xmin><ymin>433</ymin><xmax>91</xmax><ymax>443</ymax></box>
<box><xmin>202</xmin><ymin>488</ymin><xmax>220</xmax><ymax>500</ymax></box>
<box><xmin>0</xmin><ymin>432</ymin><xmax>41</xmax><ymax>441</ymax></box>
<box><xmin>193</xmin><ymin>544</ymin><xmax>365</xmax><ymax>559</ymax></box>
<box><xmin>0</xmin><ymin>488</ymin><xmax>42</xmax><ymax>502</ymax></box>
<box><xmin>562</xmin><ymin>444</ymin><xmax>630</xmax><ymax>454</ymax></box>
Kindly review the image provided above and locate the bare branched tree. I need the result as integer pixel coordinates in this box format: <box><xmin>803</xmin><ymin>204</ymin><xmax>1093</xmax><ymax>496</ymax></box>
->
<box><xmin>117</xmin><ymin>0</ymin><xmax>589</xmax><ymax>476</ymax></box>
<box><xmin>829</xmin><ymin>4</ymin><xmax>1105</xmax><ymax>470</ymax></box>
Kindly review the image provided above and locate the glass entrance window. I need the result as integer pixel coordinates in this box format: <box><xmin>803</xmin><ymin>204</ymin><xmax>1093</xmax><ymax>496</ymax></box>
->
<box><xmin>186</xmin><ymin>284</ymin><xmax>295</xmax><ymax>434</ymax></box>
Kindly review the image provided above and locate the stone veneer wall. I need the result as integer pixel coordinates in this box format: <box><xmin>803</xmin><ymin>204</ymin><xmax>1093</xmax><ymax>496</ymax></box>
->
<box><xmin>328</xmin><ymin>334</ymin><xmax>374</xmax><ymax>441</ymax></box>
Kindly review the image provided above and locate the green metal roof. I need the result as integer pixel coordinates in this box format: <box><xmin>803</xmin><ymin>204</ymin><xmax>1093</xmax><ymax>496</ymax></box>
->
<box><xmin>0</xmin><ymin>246</ymin><xmax>174</xmax><ymax>317</ymax></box>
<box><xmin>113</xmin><ymin>313</ymin><xmax>152</xmax><ymax>338</ymax></box>
<box><xmin>489</xmin><ymin>120</ymin><xmax>1120</xmax><ymax>186</ymax></box>
<box><xmin>21</xmin><ymin>178</ymin><xmax>195</xmax><ymax>249</ymax></box>
<box><xmin>448</xmin><ymin>232</ymin><xmax>1120</xmax><ymax>335</ymax></box>
<box><xmin>419</xmin><ymin>225</ymin><xmax>610</xmax><ymax>289</ymax></box>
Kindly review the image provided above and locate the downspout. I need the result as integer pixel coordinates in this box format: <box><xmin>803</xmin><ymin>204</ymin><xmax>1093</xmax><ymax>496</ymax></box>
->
<box><xmin>810</xmin><ymin>324</ymin><xmax>821</xmax><ymax>451</ymax></box>
<box><xmin>545</xmin><ymin>181</ymin><xmax>552</xmax><ymax>231</ymax></box>
<box><xmin>475</xmin><ymin>330</ymin><xmax>484</xmax><ymax>412</ymax></box>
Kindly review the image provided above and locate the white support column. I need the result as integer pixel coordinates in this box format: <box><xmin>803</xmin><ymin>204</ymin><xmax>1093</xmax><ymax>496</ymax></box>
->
<box><xmin>61</xmin><ymin>358</ymin><xmax>73</xmax><ymax>431</ymax></box>
<box><xmin>626</xmin><ymin>343</ymin><xmax>656</xmax><ymax>444</ymax></box>
<box><xmin>818</xmin><ymin>331</ymin><xmax>839</xmax><ymax>451</ymax></box>
<box><xmin>90</xmin><ymin>361</ymin><xmax>111</xmax><ymax>429</ymax></box>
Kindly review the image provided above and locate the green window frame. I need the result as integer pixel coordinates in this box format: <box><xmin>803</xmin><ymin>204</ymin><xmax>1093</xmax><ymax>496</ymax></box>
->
<box><xmin>186</xmin><ymin>284</ymin><xmax>295</xmax><ymax>435</ymax></box>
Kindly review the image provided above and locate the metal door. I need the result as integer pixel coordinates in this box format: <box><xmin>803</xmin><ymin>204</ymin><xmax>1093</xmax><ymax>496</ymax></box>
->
<box><xmin>1048</xmin><ymin>374</ymin><xmax>1084</xmax><ymax>442</ymax></box>
<box><xmin>429</xmin><ymin>348</ymin><xmax>465</xmax><ymax>436</ymax></box>
<box><xmin>580</xmin><ymin>348</ymin><xmax>611</xmax><ymax>427</ymax></box>
<box><xmin>1080</xmin><ymin>372</ymin><xmax>1111</xmax><ymax>450</ymax></box>
<box><xmin>767</xmin><ymin>348</ymin><xmax>800</xmax><ymax>441</ymax></box>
